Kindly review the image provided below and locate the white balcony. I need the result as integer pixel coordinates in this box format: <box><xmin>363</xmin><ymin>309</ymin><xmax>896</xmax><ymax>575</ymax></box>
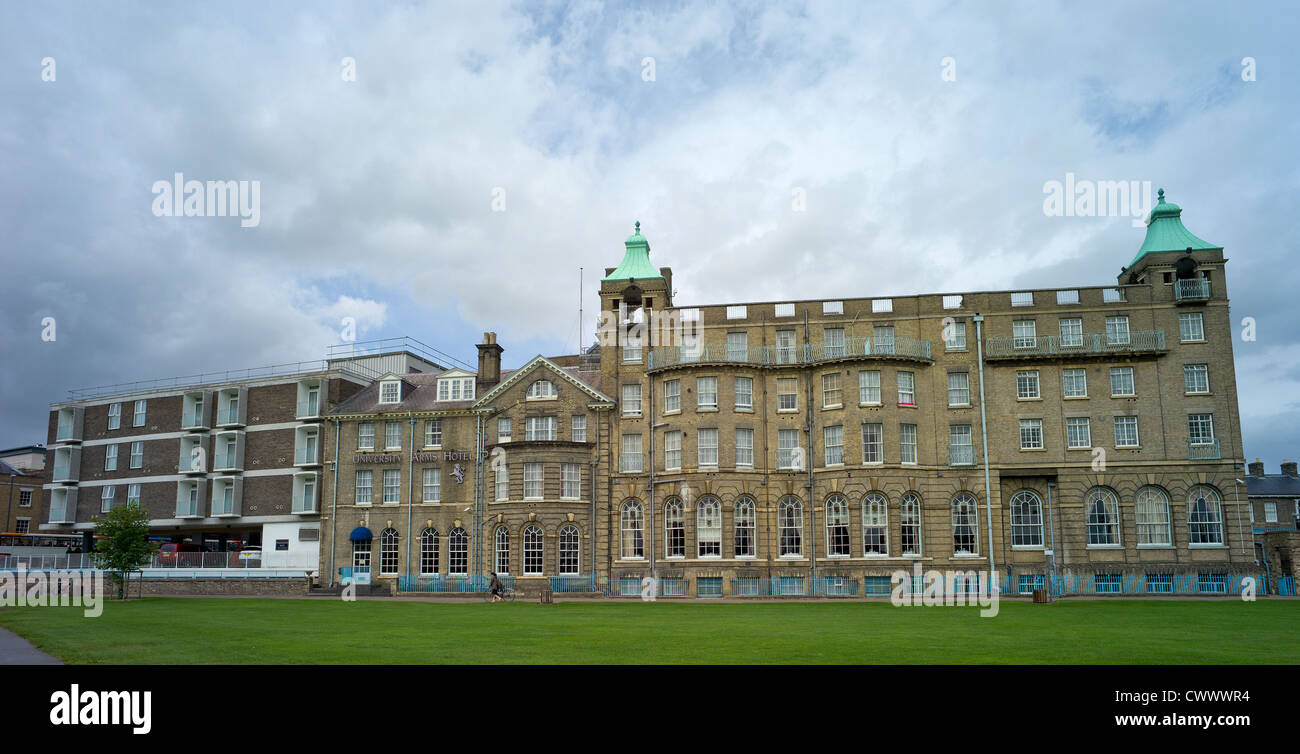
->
<box><xmin>178</xmin><ymin>435</ymin><xmax>208</xmax><ymax>474</ymax></box>
<box><xmin>294</xmin><ymin>427</ymin><xmax>321</xmax><ymax>467</ymax></box>
<box><xmin>180</xmin><ymin>391</ymin><xmax>212</xmax><ymax>431</ymax></box>
<box><xmin>213</xmin><ymin>431</ymin><xmax>244</xmax><ymax>473</ymax></box>
<box><xmin>52</xmin><ymin>447</ymin><xmax>80</xmax><ymax>483</ymax></box>
<box><xmin>55</xmin><ymin>407</ymin><xmax>84</xmax><ymax>443</ymax></box>
<box><xmin>215</xmin><ymin>387</ymin><xmax>247</xmax><ymax>427</ymax></box>
<box><xmin>48</xmin><ymin>489</ymin><xmax>76</xmax><ymax>524</ymax></box>
<box><xmin>292</xmin><ymin>472</ymin><xmax>319</xmax><ymax>514</ymax></box>
<box><xmin>210</xmin><ymin>477</ymin><xmax>242</xmax><ymax>518</ymax></box>
<box><xmin>296</xmin><ymin>379</ymin><xmax>326</xmax><ymax>420</ymax></box>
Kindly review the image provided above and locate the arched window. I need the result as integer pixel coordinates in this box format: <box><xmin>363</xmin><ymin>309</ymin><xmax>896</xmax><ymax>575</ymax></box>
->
<box><xmin>900</xmin><ymin>492</ymin><xmax>922</xmax><ymax>556</ymax></box>
<box><xmin>558</xmin><ymin>525</ymin><xmax>580</xmax><ymax>574</ymax></box>
<box><xmin>952</xmin><ymin>493</ymin><xmax>979</xmax><ymax>556</ymax></box>
<box><xmin>1188</xmin><ymin>485</ymin><xmax>1224</xmax><ymax>545</ymax></box>
<box><xmin>697</xmin><ymin>497</ymin><xmax>721</xmax><ymax>557</ymax></box>
<box><xmin>826</xmin><ymin>494</ymin><xmax>850</xmax><ymax>557</ymax></box>
<box><xmin>523</xmin><ymin>525</ymin><xmax>544</xmax><ymax>574</ymax></box>
<box><xmin>494</xmin><ymin>526</ymin><xmax>510</xmax><ymax>574</ymax></box>
<box><xmin>1085</xmin><ymin>487</ymin><xmax>1120</xmax><ymax>546</ymax></box>
<box><xmin>419</xmin><ymin>528</ymin><xmax>439</xmax><ymax>574</ymax></box>
<box><xmin>379</xmin><ymin>528</ymin><xmax>399</xmax><ymax>575</ymax></box>
<box><xmin>862</xmin><ymin>492</ymin><xmax>889</xmax><ymax>555</ymax></box>
<box><xmin>665</xmin><ymin>498</ymin><xmax>685</xmax><ymax>558</ymax></box>
<box><xmin>778</xmin><ymin>497</ymin><xmax>803</xmax><ymax>557</ymax></box>
<box><xmin>527</xmin><ymin>380</ymin><xmax>557</xmax><ymax>399</ymax></box>
<box><xmin>621</xmin><ymin>500</ymin><xmax>644</xmax><ymax>559</ymax></box>
<box><xmin>734</xmin><ymin>497</ymin><xmax>756</xmax><ymax>558</ymax></box>
<box><xmin>1136</xmin><ymin>486</ymin><xmax>1171</xmax><ymax>545</ymax></box>
<box><xmin>1009</xmin><ymin>490</ymin><xmax>1044</xmax><ymax>547</ymax></box>
<box><xmin>448</xmin><ymin>527</ymin><xmax>468</xmax><ymax>574</ymax></box>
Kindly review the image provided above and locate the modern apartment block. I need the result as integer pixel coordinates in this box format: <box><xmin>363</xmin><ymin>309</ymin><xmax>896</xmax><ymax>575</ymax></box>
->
<box><xmin>597</xmin><ymin>190</ymin><xmax>1249</xmax><ymax>596</ymax></box>
<box><xmin>319</xmin><ymin>333</ymin><xmax>614</xmax><ymax>587</ymax></box>
<box><xmin>1</xmin><ymin>446</ymin><xmax>47</xmax><ymax>535</ymax></box>
<box><xmin>39</xmin><ymin>339</ymin><xmax>445</xmax><ymax>569</ymax></box>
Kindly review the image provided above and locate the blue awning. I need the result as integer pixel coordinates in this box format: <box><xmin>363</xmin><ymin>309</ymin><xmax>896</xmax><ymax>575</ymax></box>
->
<box><xmin>349</xmin><ymin>526</ymin><xmax>373</xmax><ymax>542</ymax></box>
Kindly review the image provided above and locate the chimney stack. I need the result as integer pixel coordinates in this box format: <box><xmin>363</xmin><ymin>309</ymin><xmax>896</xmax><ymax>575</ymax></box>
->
<box><xmin>476</xmin><ymin>332</ymin><xmax>503</xmax><ymax>390</ymax></box>
<box><xmin>1248</xmin><ymin>458</ymin><xmax>1265</xmax><ymax>477</ymax></box>
<box><xmin>1282</xmin><ymin>459</ymin><xmax>1298</xmax><ymax>478</ymax></box>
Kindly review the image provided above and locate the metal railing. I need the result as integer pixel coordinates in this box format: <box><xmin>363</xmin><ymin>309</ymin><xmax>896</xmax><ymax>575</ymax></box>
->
<box><xmin>326</xmin><ymin>336</ymin><xmax>468</xmax><ymax>371</ymax></box>
<box><xmin>150</xmin><ymin>552</ymin><xmax>263</xmax><ymax>568</ymax></box>
<box><xmin>647</xmin><ymin>336</ymin><xmax>932</xmax><ymax>370</ymax></box>
<box><xmin>1053</xmin><ymin>572</ymin><xmax>1258</xmax><ymax>596</ymax></box>
<box><xmin>1175</xmin><ymin>278</ymin><xmax>1211</xmax><ymax>301</ymax></box>
<box><xmin>65</xmin><ymin>359</ymin><xmax>381</xmax><ymax>402</ymax></box>
<box><xmin>396</xmin><ymin>574</ymin><xmax>515</xmax><ymax>593</ymax></box>
<box><xmin>548</xmin><ymin>574</ymin><xmax>611</xmax><ymax>593</ymax></box>
<box><xmin>1188</xmin><ymin>439</ymin><xmax>1221</xmax><ymax>460</ymax></box>
<box><xmin>984</xmin><ymin>330</ymin><xmax>1166</xmax><ymax>359</ymax></box>
<box><xmin>0</xmin><ymin>553</ymin><xmax>97</xmax><ymax>570</ymax></box>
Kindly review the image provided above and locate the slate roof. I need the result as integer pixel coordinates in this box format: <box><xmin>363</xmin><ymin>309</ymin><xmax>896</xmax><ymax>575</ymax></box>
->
<box><xmin>329</xmin><ymin>360</ymin><xmax>606</xmax><ymax>416</ymax></box>
<box><xmin>1245</xmin><ymin>474</ymin><xmax>1300</xmax><ymax>498</ymax></box>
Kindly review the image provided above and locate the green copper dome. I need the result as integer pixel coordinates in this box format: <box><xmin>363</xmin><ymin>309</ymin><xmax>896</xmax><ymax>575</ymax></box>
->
<box><xmin>602</xmin><ymin>221</ymin><xmax>664</xmax><ymax>282</ymax></box>
<box><xmin>1129</xmin><ymin>189</ymin><xmax>1219</xmax><ymax>268</ymax></box>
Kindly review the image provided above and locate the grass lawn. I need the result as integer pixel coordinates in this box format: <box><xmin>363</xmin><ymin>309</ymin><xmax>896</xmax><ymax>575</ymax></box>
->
<box><xmin>1</xmin><ymin>598</ymin><xmax>1296</xmax><ymax>664</ymax></box>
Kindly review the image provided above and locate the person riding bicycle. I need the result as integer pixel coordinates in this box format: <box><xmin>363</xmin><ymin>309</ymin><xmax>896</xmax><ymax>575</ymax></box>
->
<box><xmin>489</xmin><ymin>571</ymin><xmax>504</xmax><ymax>602</ymax></box>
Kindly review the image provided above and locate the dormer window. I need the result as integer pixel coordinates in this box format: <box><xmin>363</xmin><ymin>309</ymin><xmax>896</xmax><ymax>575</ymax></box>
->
<box><xmin>527</xmin><ymin>380</ymin><xmax>557</xmax><ymax>399</ymax></box>
<box><xmin>379</xmin><ymin>380</ymin><xmax>401</xmax><ymax>404</ymax></box>
<box><xmin>437</xmin><ymin>377</ymin><xmax>475</xmax><ymax>402</ymax></box>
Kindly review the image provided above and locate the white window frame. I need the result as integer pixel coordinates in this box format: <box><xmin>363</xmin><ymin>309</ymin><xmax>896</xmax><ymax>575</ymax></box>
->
<box><xmin>523</xmin><ymin>462</ymin><xmax>544</xmax><ymax>500</ymax></box>
<box><xmin>379</xmin><ymin>380</ymin><xmax>401</xmax><ymax>404</ymax></box>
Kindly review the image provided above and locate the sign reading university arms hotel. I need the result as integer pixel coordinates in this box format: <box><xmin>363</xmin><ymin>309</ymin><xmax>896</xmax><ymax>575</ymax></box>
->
<box><xmin>353</xmin><ymin>450</ymin><xmax>473</xmax><ymax>483</ymax></box>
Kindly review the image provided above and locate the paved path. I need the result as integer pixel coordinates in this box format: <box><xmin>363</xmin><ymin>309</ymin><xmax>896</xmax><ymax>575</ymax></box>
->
<box><xmin>0</xmin><ymin>626</ymin><xmax>61</xmax><ymax>664</ymax></box>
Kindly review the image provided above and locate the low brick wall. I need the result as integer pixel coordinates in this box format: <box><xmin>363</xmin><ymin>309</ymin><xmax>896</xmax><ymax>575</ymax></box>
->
<box><xmin>136</xmin><ymin>577</ymin><xmax>311</xmax><ymax>596</ymax></box>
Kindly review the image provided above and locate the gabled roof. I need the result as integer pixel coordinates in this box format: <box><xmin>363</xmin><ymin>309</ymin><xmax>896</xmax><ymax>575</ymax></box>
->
<box><xmin>329</xmin><ymin>370</ymin><xmax>478</xmax><ymax>415</ymax></box>
<box><xmin>475</xmin><ymin>355</ymin><xmax>613</xmax><ymax>407</ymax></box>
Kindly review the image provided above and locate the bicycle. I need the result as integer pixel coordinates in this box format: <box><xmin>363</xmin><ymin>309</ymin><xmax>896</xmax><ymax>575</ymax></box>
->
<box><xmin>484</xmin><ymin>585</ymin><xmax>516</xmax><ymax>602</ymax></box>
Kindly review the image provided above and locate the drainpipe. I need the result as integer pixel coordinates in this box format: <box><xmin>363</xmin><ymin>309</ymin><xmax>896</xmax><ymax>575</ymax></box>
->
<box><xmin>407</xmin><ymin>416</ymin><xmax>415</xmax><ymax>580</ymax></box>
<box><xmin>647</xmin><ymin>372</ymin><xmax>656</xmax><ymax>578</ymax></box>
<box><xmin>973</xmin><ymin>314</ymin><xmax>996</xmax><ymax>577</ymax></box>
<box><xmin>329</xmin><ymin>418</ymin><xmax>340</xmax><ymax>588</ymax></box>
<box><xmin>804</xmin><ymin>311</ymin><xmax>816</xmax><ymax>582</ymax></box>
<box><xmin>591</xmin><ymin>407</ymin><xmax>599</xmax><ymax>578</ymax></box>
<box><xmin>1046</xmin><ymin>481</ymin><xmax>1059</xmax><ymax>598</ymax></box>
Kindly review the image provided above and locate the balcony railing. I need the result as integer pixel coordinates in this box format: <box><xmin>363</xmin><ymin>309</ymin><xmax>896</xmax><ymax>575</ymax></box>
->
<box><xmin>294</xmin><ymin>448</ymin><xmax>320</xmax><ymax>465</ymax></box>
<box><xmin>647</xmin><ymin>335</ymin><xmax>932</xmax><ymax>370</ymax></box>
<box><xmin>216</xmin><ymin>407</ymin><xmax>243</xmax><ymax>425</ymax></box>
<box><xmin>296</xmin><ymin>400</ymin><xmax>321</xmax><ymax>419</ymax></box>
<box><xmin>55</xmin><ymin>422</ymin><xmax>78</xmax><ymax>443</ymax></box>
<box><xmin>292</xmin><ymin>494</ymin><xmax>317</xmax><ymax>514</ymax></box>
<box><xmin>984</xmin><ymin>330</ymin><xmax>1166</xmax><ymax>360</ymax></box>
<box><xmin>948</xmin><ymin>445</ymin><xmax>975</xmax><ymax>466</ymax></box>
<box><xmin>176</xmin><ymin>498</ymin><xmax>201</xmax><ymax>518</ymax></box>
<box><xmin>181</xmin><ymin>411</ymin><xmax>208</xmax><ymax>430</ymax></box>
<box><xmin>213</xmin><ymin>453</ymin><xmax>240</xmax><ymax>471</ymax></box>
<box><xmin>1188</xmin><ymin>439</ymin><xmax>1221</xmax><ymax>460</ymax></box>
<box><xmin>1175</xmin><ymin>278</ymin><xmax>1211</xmax><ymax>302</ymax></box>
<box><xmin>52</xmin><ymin>463</ymin><xmax>76</xmax><ymax>483</ymax></box>
<box><xmin>212</xmin><ymin>498</ymin><xmax>238</xmax><ymax>517</ymax></box>
<box><xmin>48</xmin><ymin>501</ymin><xmax>73</xmax><ymax>524</ymax></box>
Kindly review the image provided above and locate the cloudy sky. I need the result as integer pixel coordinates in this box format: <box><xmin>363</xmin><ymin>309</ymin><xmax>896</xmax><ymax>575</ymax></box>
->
<box><xmin>1</xmin><ymin>1</ymin><xmax>1297</xmax><ymax>464</ymax></box>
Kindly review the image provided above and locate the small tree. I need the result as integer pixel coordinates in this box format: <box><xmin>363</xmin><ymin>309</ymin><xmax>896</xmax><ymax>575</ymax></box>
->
<box><xmin>93</xmin><ymin>504</ymin><xmax>157</xmax><ymax>599</ymax></box>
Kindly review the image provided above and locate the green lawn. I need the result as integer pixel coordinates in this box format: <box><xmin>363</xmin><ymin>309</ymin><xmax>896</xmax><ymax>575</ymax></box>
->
<box><xmin>1</xmin><ymin>598</ymin><xmax>1296</xmax><ymax>664</ymax></box>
